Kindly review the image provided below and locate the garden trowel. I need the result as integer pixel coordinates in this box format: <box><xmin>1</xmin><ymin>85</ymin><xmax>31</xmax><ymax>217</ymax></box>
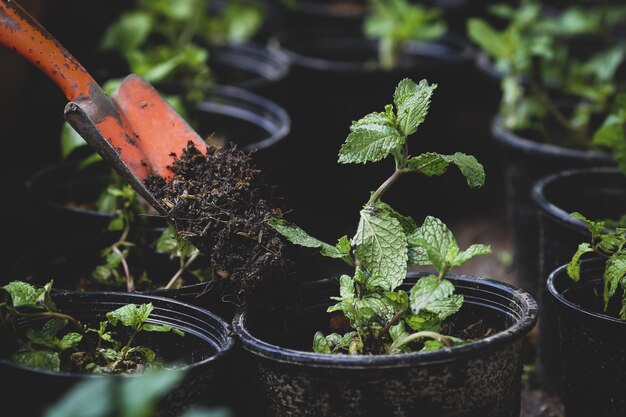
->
<box><xmin>0</xmin><ymin>0</ymin><xmax>211</xmax><ymax>251</ymax></box>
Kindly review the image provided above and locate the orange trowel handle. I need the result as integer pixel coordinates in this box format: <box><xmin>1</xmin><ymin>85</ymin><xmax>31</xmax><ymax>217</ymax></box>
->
<box><xmin>0</xmin><ymin>0</ymin><xmax>150</xmax><ymax>179</ymax></box>
<box><xmin>0</xmin><ymin>0</ymin><xmax>93</xmax><ymax>102</ymax></box>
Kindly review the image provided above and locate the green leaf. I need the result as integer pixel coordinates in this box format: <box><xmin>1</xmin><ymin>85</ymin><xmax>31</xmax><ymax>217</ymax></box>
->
<box><xmin>404</xmin><ymin>311</ymin><xmax>441</xmax><ymax>332</ymax></box>
<box><xmin>107</xmin><ymin>303</ymin><xmax>154</xmax><ymax>330</ymax></box>
<box><xmin>120</xmin><ymin>369</ymin><xmax>186</xmax><ymax>417</ymax></box>
<box><xmin>411</xmin><ymin>216</ymin><xmax>457</xmax><ymax>273</ymax></box>
<box><xmin>44</xmin><ymin>378</ymin><xmax>112</xmax><ymax>417</ymax></box>
<box><xmin>338</xmin><ymin>112</ymin><xmax>404</xmax><ymax>164</ymax></box>
<box><xmin>424</xmin><ymin>294</ymin><xmax>463</xmax><ymax>320</ymax></box>
<box><xmin>41</xmin><ymin>318</ymin><xmax>67</xmax><ymax>337</ymax></box>
<box><xmin>2</xmin><ymin>281</ymin><xmax>47</xmax><ymax>310</ymax></box>
<box><xmin>338</xmin><ymin>275</ymin><xmax>355</xmax><ymax>299</ymax></box>
<box><xmin>409</xmin><ymin>275</ymin><xmax>455</xmax><ymax>315</ymax></box>
<box><xmin>571</xmin><ymin>212</ymin><xmax>606</xmax><ymax>238</ymax></box>
<box><xmin>467</xmin><ymin>19</ymin><xmax>509</xmax><ymax>59</ymax></box>
<box><xmin>567</xmin><ymin>243</ymin><xmax>593</xmax><ymax>282</ymax></box>
<box><xmin>60</xmin><ymin>122</ymin><xmax>88</xmax><ymax>159</ymax></box>
<box><xmin>100</xmin><ymin>11</ymin><xmax>152</xmax><ymax>55</ymax></box>
<box><xmin>127</xmin><ymin>346</ymin><xmax>157</xmax><ymax>362</ymax></box>
<box><xmin>604</xmin><ymin>251</ymin><xmax>626</xmax><ymax>310</ymax></box>
<box><xmin>12</xmin><ymin>350</ymin><xmax>60</xmax><ymax>371</ymax></box>
<box><xmin>421</xmin><ymin>339</ymin><xmax>445</xmax><ymax>351</ymax></box>
<box><xmin>268</xmin><ymin>218</ymin><xmax>346</xmax><ymax>259</ymax></box>
<box><xmin>60</xmin><ymin>333</ymin><xmax>83</xmax><ymax>350</ymax></box>
<box><xmin>404</xmin><ymin>152</ymin><xmax>485</xmax><ymax>188</ymax></box>
<box><xmin>385</xmin><ymin>290</ymin><xmax>409</xmax><ymax>311</ymax></box>
<box><xmin>143</xmin><ymin>323</ymin><xmax>185</xmax><ymax>337</ymax></box>
<box><xmin>389</xmin><ymin>322</ymin><xmax>410</xmax><ymax>342</ymax></box>
<box><xmin>352</xmin><ymin>206</ymin><xmax>408</xmax><ymax>291</ymax></box>
<box><xmin>451</xmin><ymin>244</ymin><xmax>492</xmax><ymax>267</ymax></box>
<box><xmin>312</xmin><ymin>331</ymin><xmax>331</xmax><ymax>354</ymax></box>
<box><xmin>375</xmin><ymin>201</ymin><xmax>417</xmax><ymax>234</ymax></box>
<box><xmin>393</xmin><ymin>78</ymin><xmax>437</xmax><ymax>136</ymax></box>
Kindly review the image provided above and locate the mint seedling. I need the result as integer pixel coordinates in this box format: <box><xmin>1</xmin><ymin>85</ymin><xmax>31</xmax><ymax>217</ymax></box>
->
<box><xmin>270</xmin><ymin>78</ymin><xmax>490</xmax><ymax>354</ymax></box>
<box><xmin>567</xmin><ymin>213</ymin><xmax>626</xmax><ymax>320</ymax></box>
<box><xmin>364</xmin><ymin>0</ymin><xmax>446</xmax><ymax>70</ymax></box>
<box><xmin>0</xmin><ymin>281</ymin><xmax>183</xmax><ymax>373</ymax></box>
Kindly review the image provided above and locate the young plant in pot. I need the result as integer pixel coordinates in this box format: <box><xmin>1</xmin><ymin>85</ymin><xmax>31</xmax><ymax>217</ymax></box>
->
<box><xmin>232</xmin><ymin>78</ymin><xmax>538</xmax><ymax>417</ymax></box>
<box><xmin>467</xmin><ymin>0</ymin><xmax>626</xmax><ymax>295</ymax></box>
<box><xmin>274</xmin><ymin>0</ymin><xmax>477</xmax><ymax>241</ymax></box>
<box><xmin>526</xmin><ymin>96</ymin><xmax>626</xmax><ymax>393</ymax></box>
<box><xmin>0</xmin><ymin>280</ymin><xmax>235</xmax><ymax>416</ymax></box>
<box><xmin>545</xmin><ymin>220</ymin><xmax>626</xmax><ymax>417</ymax></box>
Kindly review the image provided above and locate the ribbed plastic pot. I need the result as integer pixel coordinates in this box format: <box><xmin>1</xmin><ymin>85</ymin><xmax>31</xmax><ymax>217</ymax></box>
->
<box><xmin>208</xmin><ymin>41</ymin><xmax>290</xmax><ymax>102</ymax></box>
<box><xmin>547</xmin><ymin>258</ymin><xmax>626</xmax><ymax>417</ymax></box>
<box><xmin>232</xmin><ymin>272</ymin><xmax>537</xmax><ymax>417</ymax></box>
<box><xmin>271</xmin><ymin>30</ymin><xmax>480</xmax><ymax>241</ymax></box>
<box><xmin>532</xmin><ymin>167</ymin><xmax>626</xmax><ymax>392</ymax></box>
<box><xmin>12</xmin><ymin>231</ymin><xmax>237</xmax><ymax>321</ymax></box>
<box><xmin>0</xmin><ymin>292</ymin><xmax>235</xmax><ymax>417</ymax></box>
<box><xmin>492</xmin><ymin>117</ymin><xmax>613</xmax><ymax>297</ymax></box>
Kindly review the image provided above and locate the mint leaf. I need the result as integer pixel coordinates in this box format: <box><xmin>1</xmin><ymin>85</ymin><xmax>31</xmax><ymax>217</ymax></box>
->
<box><xmin>604</xmin><ymin>251</ymin><xmax>626</xmax><ymax>309</ymax></box>
<box><xmin>409</xmin><ymin>275</ymin><xmax>454</xmax><ymax>315</ymax></box>
<box><xmin>404</xmin><ymin>311</ymin><xmax>441</xmax><ymax>332</ymax></box>
<box><xmin>353</xmin><ymin>206</ymin><xmax>408</xmax><ymax>291</ymax></box>
<box><xmin>100</xmin><ymin>11</ymin><xmax>152</xmax><ymax>55</ymax></box>
<box><xmin>41</xmin><ymin>318</ymin><xmax>67</xmax><ymax>338</ymax></box>
<box><xmin>375</xmin><ymin>201</ymin><xmax>417</xmax><ymax>234</ymax></box>
<box><xmin>404</xmin><ymin>153</ymin><xmax>485</xmax><ymax>188</ymax></box>
<box><xmin>451</xmin><ymin>244</ymin><xmax>492</xmax><ymax>267</ymax></box>
<box><xmin>389</xmin><ymin>322</ymin><xmax>410</xmax><ymax>342</ymax></box>
<box><xmin>60</xmin><ymin>122</ymin><xmax>88</xmax><ymax>159</ymax></box>
<box><xmin>393</xmin><ymin>78</ymin><xmax>437</xmax><ymax>136</ymax></box>
<box><xmin>107</xmin><ymin>303</ymin><xmax>153</xmax><ymax>330</ymax></box>
<box><xmin>567</xmin><ymin>243</ymin><xmax>593</xmax><ymax>282</ymax></box>
<box><xmin>421</xmin><ymin>339</ymin><xmax>445</xmax><ymax>351</ymax></box>
<box><xmin>12</xmin><ymin>350</ymin><xmax>60</xmax><ymax>371</ymax></box>
<box><xmin>313</xmin><ymin>331</ymin><xmax>332</xmax><ymax>354</ymax></box>
<box><xmin>338</xmin><ymin>275</ymin><xmax>356</xmax><ymax>299</ymax></box>
<box><xmin>338</xmin><ymin>112</ymin><xmax>404</xmax><ymax>164</ymax></box>
<box><xmin>411</xmin><ymin>216</ymin><xmax>457</xmax><ymax>273</ymax></box>
<box><xmin>571</xmin><ymin>212</ymin><xmax>606</xmax><ymax>238</ymax></box>
<box><xmin>143</xmin><ymin>323</ymin><xmax>185</xmax><ymax>337</ymax></box>
<box><xmin>1</xmin><ymin>281</ymin><xmax>49</xmax><ymax>310</ymax></box>
<box><xmin>467</xmin><ymin>19</ymin><xmax>509</xmax><ymax>60</ymax></box>
<box><xmin>424</xmin><ymin>294</ymin><xmax>463</xmax><ymax>320</ymax></box>
<box><xmin>268</xmin><ymin>218</ymin><xmax>346</xmax><ymax>259</ymax></box>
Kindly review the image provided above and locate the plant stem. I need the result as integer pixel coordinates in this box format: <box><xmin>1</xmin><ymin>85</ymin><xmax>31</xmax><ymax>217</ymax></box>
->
<box><xmin>120</xmin><ymin>329</ymin><xmax>138</xmax><ymax>361</ymax></box>
<box><xmin>112</xmin><ymin>245</ymin><xmax>133</xmax><ymax>292</ymax></box>
<box><xmin>368</xmin><ymin>169</ymin><xmax>403</xmax><ymax>205</ymax></box>
<box><xmin>164</xmin><ymin>251</ymin><xmax>201</xmax><ymax>289</ymax></box>
<box><xmin>380</xmin><ymin>311</ymin><xmax>404</xmax><ymax>337</ymax></box>
<box><xmin>389</xmin><ymin>330</ymin><xmax>452</xmax><ymax>352</ymax></box>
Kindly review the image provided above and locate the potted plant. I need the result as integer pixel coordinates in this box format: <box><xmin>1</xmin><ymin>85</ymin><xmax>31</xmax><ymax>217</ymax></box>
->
<box><xmin>0</xmin><ymin>280</ymin><xmax>235</xmax><ymax>416</ymax></box>
<box><xmin>231</xmin><ymin>78</ymin><xmax>537</xmax><ymax>416</ymax></box>
<box><xmin>272</xmin><ymin>0</ymin><xmax>476</xmax><ymax>240</ymax></box>
<box><xmin>467</xmin><ymin>0</ymin><xmax>626</xmax><ymax>295</ymax></box>
<box><xmin>547</xmin><ymin>221</ymin><xmax>626</xmax><ymax>416</ymax></box>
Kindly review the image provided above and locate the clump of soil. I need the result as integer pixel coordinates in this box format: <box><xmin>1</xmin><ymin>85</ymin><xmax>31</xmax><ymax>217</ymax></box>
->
<box><xmin>145</xmin><ymin>142</ymin><xmax>287</xmax><ymax>301</ymax></box>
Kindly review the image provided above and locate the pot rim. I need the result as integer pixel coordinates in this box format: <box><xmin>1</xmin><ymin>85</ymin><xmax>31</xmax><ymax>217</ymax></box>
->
<box><xmin>532</xmin><ymin>166</ymin><xmax>623</xmax><ymax>234</ymax></box>
<box><xmin>0</xmin><ymin>291</ymin><xmax>235</xmax><ymax>378</ymax></box>
<box><xmin>271</xmin><ymin>31</ymin><xmax>475</xmax><ymax>73</ymax></box>
<box><xmin>210</xmin><ymin>41</ymin><xmax>290</xmax><ymax>90</ymax></box>
<box><xmin>195</xmin><ymin>84</ymin><xmax>291</xmax><ymax>152</ymax></box>
<box><xmin>232</xmin><ymin>273</ymin><xmax>537</xmax><ymax>369</ymax></box>
<box><xmin>491</xmin><ymin>115</ymin><xmax>613</xmax><ymax>162</ymax></box>
<box><xmin>547</xmin><ymin>259</ymin><xmax>626</xmax><ymax>326</ymax></box>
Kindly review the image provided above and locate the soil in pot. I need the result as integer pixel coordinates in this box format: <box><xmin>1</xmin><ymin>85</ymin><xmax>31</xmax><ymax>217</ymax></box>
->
<box><xmin>145</xmin><ymin>143</ymin><xmax>290</xmax><ymax>303</ymax></box>
<box><xmin>532</xmin><ymin>167</ymin><xmax>626</xmax><ymax>392</ymax></box>
<box><xmin>0</xmin><ymin>291</ymin><xmax>235</xmax><ymax>417</ymax></box>
<box><xmin>492</xmin><ymin>117</ymin><xmax>614</xmax><ymax>297</ymax></box>
<box><xmin>548</xmin><ymin>258</ymin><xmax>626</xmax><ymax>417</ymax></box>
<box><xmin>233</xmin><ymin>272</ymin><xmax>537</xmax><ymax>417</ymax></box>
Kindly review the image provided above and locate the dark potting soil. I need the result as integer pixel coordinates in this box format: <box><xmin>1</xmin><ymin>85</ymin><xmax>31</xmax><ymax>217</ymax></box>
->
<box><xmin>145</xmin><ymin>143</ymin><xmax>287</xmax><ymax>301</ymax></box>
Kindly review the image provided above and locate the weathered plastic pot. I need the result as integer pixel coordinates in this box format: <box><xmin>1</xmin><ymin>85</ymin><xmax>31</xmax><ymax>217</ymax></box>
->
<box><xmin>272</xmin><ymin>29</ymin><xmax>480</xmax><ymax>240</ymax></box>
<box><xmin>532</xmin><ymin>167</ymin><xmax>626</xmax><ymax>392</ymax></box>
<box><xmin>233</xmin><ymin>272</ymin><xmax>537</xmax><ymax>417</ymax></box>
<box><xmin>0</xmin><ymin>292</ymin><xmax>235</xmax><ymax>417</ymax></box>
<box><xmin>13</xmin><ymin>231</ymin><xmax>237</xmax><ymax>321</ymax></box>
<box><xmin>492</xmin><ymin>117</ymin><xmax>613</xmax><ymax>297</ymax></box>
<box><xmin>547</xmin><ymin>258</ymin><xmax>626</xmax><ymax>417</ymax></box>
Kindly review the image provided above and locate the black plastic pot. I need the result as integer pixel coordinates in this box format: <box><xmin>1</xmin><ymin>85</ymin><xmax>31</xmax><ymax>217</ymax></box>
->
<box><xmin>272</xmin><ymin>29</ymin><xmax>482</xmax><ymax>241</ymax></box>
<box><xmin>208</xmin><ymin>41</ymin><xmax>290</xmax><ymax>102</ymax></box>
<box><xmin>532</xmin><ymin>167</ymin><xmax>626</xmax><ymax>392</ymax></box>
<box><xmin>12</xmin><ymin>231</ymin><xmax>237</xmax><ymax>321</ymax></box>
<box><xmin>233</xmin><ymin>272</ymin><xmax>537</xmax><ymax>417</ymax></box>
<box><xmin>0</xmin><ymin>291</ymin><xmax>235</xmax><ymax>417</ymax></box>
<box><xmin>492</xmin><ymin>117</ymin><xmax>613</xmax><ymax>296</ymax></box>
<box><xmin>547</xmin><ymin>258</ymin><xmax>626</xmax><ymax>417</ymax></box>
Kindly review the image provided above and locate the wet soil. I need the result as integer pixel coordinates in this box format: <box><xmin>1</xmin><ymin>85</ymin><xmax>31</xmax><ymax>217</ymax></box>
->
<box><xmin>145</xmin><ymin>143</ymin><xmax>288</xmax><ymax>301</ymax></box>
